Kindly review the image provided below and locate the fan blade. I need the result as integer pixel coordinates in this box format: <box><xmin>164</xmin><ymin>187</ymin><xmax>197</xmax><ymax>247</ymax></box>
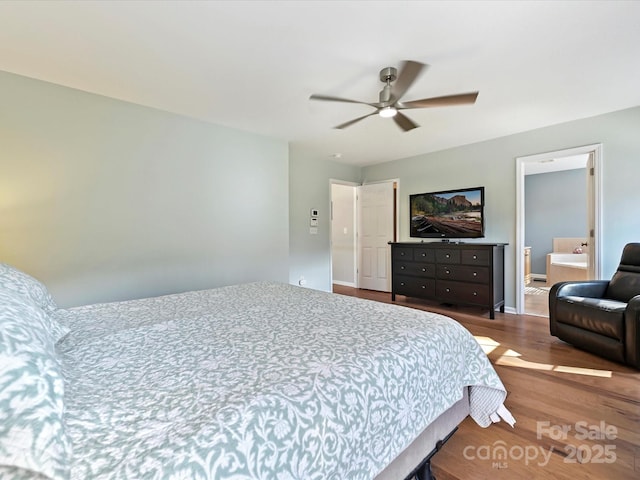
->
<box><xmin>399</xmin><ymin>92</ymin><xmax>479</xmax><ymax>109</ymax></box>
<box><xmin>391</xmin><ymin>61</ymin><xmax>427</xmax><ymax>103</ymax></box>
<box><xmin>310</xmin><ymin>94</ymin><xmax>380</xmax><ymax>108</ymax></box>
<box><xmin>393</xmin><ymin>111</ymin><xmax>419</xmax><ymax>132</ymax></box>
<box><xmin>334</xmin><ymin>111</ymin><xmax>379</xmax><ymax>129</ymax></box>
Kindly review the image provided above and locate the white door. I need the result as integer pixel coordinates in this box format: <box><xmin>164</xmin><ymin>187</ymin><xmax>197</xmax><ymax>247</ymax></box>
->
<box><xmin>357</xmin><ymin>181</ymin><xmax>395</xmax><ymax>291</ymax></box>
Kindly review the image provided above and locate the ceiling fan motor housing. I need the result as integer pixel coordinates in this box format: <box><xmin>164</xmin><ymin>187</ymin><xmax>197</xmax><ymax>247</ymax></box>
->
<box><xmin>379</xmin><ymin>67</ymin><xmax>397</xmax><ymax>104</ymax></box>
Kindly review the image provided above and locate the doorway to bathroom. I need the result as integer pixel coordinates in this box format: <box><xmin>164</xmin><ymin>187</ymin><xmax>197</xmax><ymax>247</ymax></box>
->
<box><xmin>516</xmin><ymin>144</ymin><xmax>602</xmax><ymax>316</ymax></box>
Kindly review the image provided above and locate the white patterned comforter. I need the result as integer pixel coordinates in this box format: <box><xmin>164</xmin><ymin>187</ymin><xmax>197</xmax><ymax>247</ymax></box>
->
<box><xmin>55</xmin><ymin>282</ymin><xmax>510</xmax><ymax>480</ymax></box>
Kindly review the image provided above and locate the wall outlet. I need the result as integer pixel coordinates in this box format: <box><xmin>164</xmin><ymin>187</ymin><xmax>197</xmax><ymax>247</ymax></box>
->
<box><xmin>298</xmin><ymin>276</ymin><xmax>307</xmax><ymax>286</ymax></box>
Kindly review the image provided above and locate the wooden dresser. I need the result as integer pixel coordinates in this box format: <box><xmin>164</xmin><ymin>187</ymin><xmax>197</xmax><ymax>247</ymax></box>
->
<box><xmin>390</xmin><ymin>242</ymin><xmax>507</xmax><ymax>319</ymax></box>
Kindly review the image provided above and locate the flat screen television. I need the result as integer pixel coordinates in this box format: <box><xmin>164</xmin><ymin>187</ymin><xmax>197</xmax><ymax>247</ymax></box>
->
<box><xmin>410</xmin><ymin>186</ymin><xmax>485</xmax><ymax>239</ymax></box>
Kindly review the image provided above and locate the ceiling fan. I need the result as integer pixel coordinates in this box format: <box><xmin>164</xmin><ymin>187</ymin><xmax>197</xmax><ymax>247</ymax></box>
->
<box><xmin>309</xmin><ymin>61</ymin><xmax>478</xmax><ymax>132</ymax></box>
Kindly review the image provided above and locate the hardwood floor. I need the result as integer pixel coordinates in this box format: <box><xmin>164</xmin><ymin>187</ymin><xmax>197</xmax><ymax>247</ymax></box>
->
<box><xmin>524</xmin><ymin>283</ymin><xmax>549</xmax><ymax>317</ymax></box>
<box><xmin>332</xmin><ymin>285</ymin><xmax>640</xmax><ymax>480</ymax></box>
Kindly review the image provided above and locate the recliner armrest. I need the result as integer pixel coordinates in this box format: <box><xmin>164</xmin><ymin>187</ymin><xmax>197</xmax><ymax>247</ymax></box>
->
<box><xmin>624</xmin><ymin>295</ymin><xmax>640</xmax><ymax>369</ymax></box>
<box><xmin>551</xmin><ymin>280</ymin><xmax>610</xmax><ymax>299</ymax></box>
<box><xmin>548</xmin><ymin>281</ymin><xmax>610</xmax><ymax>336</ymax></box>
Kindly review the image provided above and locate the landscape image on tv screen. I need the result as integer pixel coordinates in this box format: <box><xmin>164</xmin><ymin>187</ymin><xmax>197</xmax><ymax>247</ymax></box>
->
<box><xmin>410</xmin><ymin>187</ymin><xmax>484</xmax><ymax>238</ymax></box>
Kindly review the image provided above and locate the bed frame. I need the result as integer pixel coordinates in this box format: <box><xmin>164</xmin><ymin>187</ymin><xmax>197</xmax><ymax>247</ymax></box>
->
<box><xmin>375</xmin><ymin>387</ymin><xmax>470</xmax><ymax>480</ymax></box>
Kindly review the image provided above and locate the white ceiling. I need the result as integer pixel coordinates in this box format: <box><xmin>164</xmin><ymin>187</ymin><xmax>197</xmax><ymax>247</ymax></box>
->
<box><xmin>1</xmin><ymin>1</ymin><xmax>639</xmax><ymax>167</ymax></box>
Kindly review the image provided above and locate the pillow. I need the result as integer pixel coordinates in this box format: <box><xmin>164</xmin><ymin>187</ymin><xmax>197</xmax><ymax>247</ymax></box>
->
<box><xmin>0</xmin><ymin>264</ymin><xmax>57</xmax><ymax>313</ymax></box>
<box><xmin>0</xmin><ymin>264</ymin><xmax>68</xmax><ymax>343</ymax></box>
<box><xmin>0</xmin><ymin>290</ymin><xmax>71</xmax><ymax>480</ymax></box>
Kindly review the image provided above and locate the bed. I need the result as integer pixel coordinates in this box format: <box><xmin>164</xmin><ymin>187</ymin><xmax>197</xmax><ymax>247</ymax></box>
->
<box><xmin>1</xmin><ymin>264</ymin><xmax>514</xmax><ymax>480</ymax></box>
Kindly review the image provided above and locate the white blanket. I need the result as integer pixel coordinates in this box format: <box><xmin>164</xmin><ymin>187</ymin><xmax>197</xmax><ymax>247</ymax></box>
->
<box><xmin>55</xmin><ymin>282</ymin><xmax>512</xmax><ymax>480</ymax></box>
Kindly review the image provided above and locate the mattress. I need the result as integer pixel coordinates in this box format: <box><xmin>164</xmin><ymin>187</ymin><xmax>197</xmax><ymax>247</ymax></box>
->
<box><xmin>51</xmin><ymin>281</ymin><xmax>512</xmax><ymax>479</ymax></box>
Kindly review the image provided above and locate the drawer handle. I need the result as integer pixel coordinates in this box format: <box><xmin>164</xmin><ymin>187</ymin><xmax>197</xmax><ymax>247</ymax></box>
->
<box><xmin>400</xmin><ymin>282</ymin><xmax>405</xmax><ymax>286</ymax></box>
<box><xmin>421</xmin><ymin>285</ymin><xmax>426</xmax><ymax>289</ymax></box>
<box><xmin>445</xmin><ymin>254</ymin><xmax>450</xmax><ymax>258</ymax></box>
<box><xmin>445</xmin><ymin>269</ymin><xmax>450</xmax><ymax>274</ymax></box>
<box><xmin>421</xmin><ymin>253</ymin><xmax>426</xmax><ymax>257</ymax></box>
<box><xmin>421</xmin><ymin>267</ymin><xmax>426</xmax><ymax>272</ymax></box>
<box><xmin>473</xmin><ymin>292</ymin><xmax>478</xmax><ymax>296</ymax></box>
<box><xmin>473</xmin><ymin>272</ymin><xmax>477</xmax><ymax>277</ymax></box>
<box><xmin>401</xmin><ymin>266</ymin><xmax>406</xmax><ymax>270</ymax></box>
<box><xmin>446</xmin><ymin>288</ymin><xmax>450</xmax><ymax>292</ymax></box>
<box><xmin>400</xmin><ymin>252</ymin><xmax>405</xmax><ymax>256</ymax></box>
<box><xmin>473</xmin><ymin>255</ymin><xmax>477</xmax><ymax>259</ymax></box>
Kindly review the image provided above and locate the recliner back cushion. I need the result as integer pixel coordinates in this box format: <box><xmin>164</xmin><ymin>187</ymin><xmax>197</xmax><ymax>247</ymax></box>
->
<box><xmin>606</xmin><ymin>243</ymin><xmax>640</xmax><ymax>302</ymax></box>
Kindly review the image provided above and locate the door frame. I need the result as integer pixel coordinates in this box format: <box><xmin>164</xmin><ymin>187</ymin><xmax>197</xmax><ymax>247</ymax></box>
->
<box><xmin>515</xmin><ymin>144</ymin><xmax>603</xmax><ymax>314</ymax></box>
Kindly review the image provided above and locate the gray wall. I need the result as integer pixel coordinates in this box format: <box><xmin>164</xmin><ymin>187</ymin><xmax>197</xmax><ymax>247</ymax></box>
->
<box><xmin>2</xmin><ymin>68</ymin><xmax>639</xmax><ymax>311</ymax></box>
<box><xmin>289</xmin><ymin>148</ymin><xmax>361</xmax><ymax>292</ymax></box>
<box><xmin>0</xmin><ymin>71</ymin><xmax>289</xmax><ymax>307</ymax></box>
<box><xmin>525</xmin><ymin>169</ymin><xmax>587</xmax><ymax>274</ymax></box>
<box><xmin>297</xmin><ymin>106</ymin><xmax>639</xmax><ymax>310</ymax></box>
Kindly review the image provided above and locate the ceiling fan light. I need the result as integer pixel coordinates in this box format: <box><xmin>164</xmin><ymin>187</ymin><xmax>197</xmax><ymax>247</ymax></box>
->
<box><xmin>379</xmin><ymin>106</ymin><xmax>397</xmax><ymax>118</ymax></box>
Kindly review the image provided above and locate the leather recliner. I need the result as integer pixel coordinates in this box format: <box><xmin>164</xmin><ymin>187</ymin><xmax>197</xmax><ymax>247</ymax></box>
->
<box><xmin>549</xmin><ymin>242</ymin><xmax>640</xmax><ymax>369</ymax></box>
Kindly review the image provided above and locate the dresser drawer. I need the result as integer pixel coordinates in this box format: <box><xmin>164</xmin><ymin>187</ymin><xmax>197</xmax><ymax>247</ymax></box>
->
<box><xmin>413</xmin><ymin>248</ymin><xmax>435</xmax><ymax>262</ymax></box>
<box><xmin>436</xmin><ymin>265</ymin><xmax>489</xmax><ymax>283</ymax></box>
<box><xmin>437</xmin><ymin>280</ymin><xmax>490</xmax><ymax>305</ymax></box>
<box><xmin>394</xmin><ymin>275</ymin><xmax>436</xmax><ymax>298</ymax></box>
<box><xmin>435</xmin><ymin>249</ymin><xmax>460</xmax><ymax>264</ymax></box>
<box><xmin>395</xmin><ymin>261</ymin><xmax>435</xmax><ymax>278</ymax></box>
<box><xmin>393</xmin><ymin>247</ymin><xmax>414</xmax><ymax>261</ymax></box>
<box><xmin>461</xmin><ymin>249</ymin><xmax>490</xmax><ymax>266</ymax></box>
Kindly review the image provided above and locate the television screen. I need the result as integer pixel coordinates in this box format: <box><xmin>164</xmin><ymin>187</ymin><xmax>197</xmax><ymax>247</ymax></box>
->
<box><xmin>410</xmin><ymin>186</ymin><xmax>485</xmax><ymax>239</ymax></box>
